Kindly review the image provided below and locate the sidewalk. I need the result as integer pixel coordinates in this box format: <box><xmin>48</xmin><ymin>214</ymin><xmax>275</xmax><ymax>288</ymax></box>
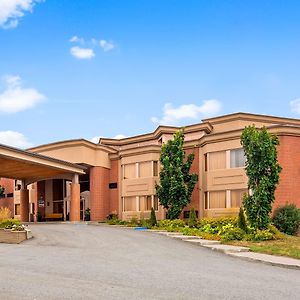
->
<box><xmin>146</xmin><ymin>229</ymin><xmax>300</xmax><ymax>270</ymax></box>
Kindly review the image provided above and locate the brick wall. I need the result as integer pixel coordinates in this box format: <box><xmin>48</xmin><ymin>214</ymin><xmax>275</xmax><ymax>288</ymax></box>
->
<box><xmin>275</xmin><ymin>135</ymin><xmax>300</xmax><ymax>210</ymax></box>
<box><xmin>0</xmin><ymin>178</ymin><xmax>14</xmax><ymax>216</ymax></box>
<box><xmin>90</xmin><ymin>166</ymin><xmax>110</xmax><ymax>221</ymax></box>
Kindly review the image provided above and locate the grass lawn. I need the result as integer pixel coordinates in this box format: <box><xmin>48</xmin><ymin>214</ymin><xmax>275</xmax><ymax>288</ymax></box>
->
<box><xmin>228</xmin><ymin>235</ymin><xmax>300</xmax><ymax>259</ymax></box>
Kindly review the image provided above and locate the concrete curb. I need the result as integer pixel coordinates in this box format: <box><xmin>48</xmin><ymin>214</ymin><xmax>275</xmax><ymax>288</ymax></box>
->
<box><xmin>145</xmin><ymin>229</ymin><xmax>300</xmax><ymax>270</ymax></box>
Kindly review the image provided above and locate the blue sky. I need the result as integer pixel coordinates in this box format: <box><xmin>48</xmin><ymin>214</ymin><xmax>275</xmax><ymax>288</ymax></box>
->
<box><xmin>1</xmin><ymin>0</ymin><xmax>300</xmax><ymax>148</ymax></box>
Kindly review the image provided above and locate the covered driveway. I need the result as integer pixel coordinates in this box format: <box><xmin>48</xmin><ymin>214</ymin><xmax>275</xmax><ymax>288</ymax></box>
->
<box><xmin>0</xmin><ymin>144</ymin><xmax>85</xmax><ymax>222</ymax></box>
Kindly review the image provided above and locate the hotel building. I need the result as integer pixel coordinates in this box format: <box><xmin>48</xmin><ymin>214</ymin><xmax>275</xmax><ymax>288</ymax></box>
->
<box><xmin>0</xmin><ymin>112</ymin><xmax>299</xmax><ymax>222</ymax></box>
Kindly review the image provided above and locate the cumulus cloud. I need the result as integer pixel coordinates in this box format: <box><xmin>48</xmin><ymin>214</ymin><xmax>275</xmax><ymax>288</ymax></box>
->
<box><xmin>290</xmin><ymin>99</ymin><xmax>300</xmax><ymax>114</ymax></box>
<box><xmin>99</xmin><ymin>40</ymin><xmax>115</xmax><ymax>52</ymax></box>
<box><xmin>151</xmin><ymin>99</ymin><xmax>222</xmax><ymax>125</ymax></box>
<box><xmin>0</xmin><ymin>0</ymin><xmax>42</xmax><ymax>29</ymax></box>
<box><xmin>0</xmin><ymin>130</ymin><xmax>32</xmax><ymax>148</ymax></box>
<box><xmin>90</xmin><ymin>136</ymin><xmax>100</xmax><ymax>144</ymax></box>
<box><xmin>0</xmin><ymin>75</ymin><xmax>45</xmax><ymax>113</ymax></box>
<box><xmin>70</xmin><ymin>46</ymin><xmax>95</xmax><ymax>59</ymax></box>
<box><xmin>69</xmin><ymin>35</ymin><xmax>84</xmax><ymax>44</ymax></box>
<box><xmin>113</xmin><ymin>134</ymin><xmax>127</xmax><ymax>139</ymax></box>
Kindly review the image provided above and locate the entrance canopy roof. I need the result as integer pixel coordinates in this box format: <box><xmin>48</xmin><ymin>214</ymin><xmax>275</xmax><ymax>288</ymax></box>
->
<box><xmin>0</xmin><ymin>144</ymin><xmax>86</xmax><ymax>183</ymax></box>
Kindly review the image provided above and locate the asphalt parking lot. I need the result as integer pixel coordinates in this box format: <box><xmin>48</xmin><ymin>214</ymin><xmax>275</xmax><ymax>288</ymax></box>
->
<box><xmin>0</xmin><ymin>223</ymin><xmax>299</xmax><ymax>300</ymax></box>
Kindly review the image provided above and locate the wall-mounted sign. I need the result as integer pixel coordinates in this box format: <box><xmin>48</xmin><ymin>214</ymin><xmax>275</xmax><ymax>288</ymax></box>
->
<box><xmin>38</xmin><ymin>199</ymin><xmax>45</xmax><ymax>208</ymax></box>
<box><xmin>109</xmin><ymin>182</ymin><xmax>118</xmax><ymax>189</ymax></box>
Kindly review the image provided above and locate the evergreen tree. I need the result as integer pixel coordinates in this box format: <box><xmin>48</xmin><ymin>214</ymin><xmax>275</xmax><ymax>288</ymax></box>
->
<box><xmin>188</xmin><ymin>208</ymin><xmax>197</xmax><ymax>228</ymax></box>
<box><xmin>150</xmin><ymin>207</ymin><xmax>157</xmax><ymax>227</ymax></box>
<box><xmin>241</xmin><ymin>126</ymin><xmax>282</xmax><ymax>229</ymax></box>
<box><xmin>156</xmin><ymin>130</ymin><xmax>198</xmax><ymax>219</ymax></box>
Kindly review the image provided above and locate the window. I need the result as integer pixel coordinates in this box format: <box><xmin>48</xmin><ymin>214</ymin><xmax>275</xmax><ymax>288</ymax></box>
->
<box><xmin>153</xmin><ymin>161</ymin><xmax>158</xmax><ymax>176</ymax></box>
<box><xmin>204</xmin><ymin>192</ymin><xmax>208</xmax><ymax>209</ymax></box>
<box><xmin>139</xmin><ymin>195</ymin><xmax>152</xmax><ymax>211</ymax></box>
<box><xmin>139</xmin><ymin>162</ymin><xmax>152</xmax><ymax>178</ymax></box>
<box><xmin>208</xmin><ymin>151</ymin><xmax>226</xmax><ymax>170</ymax></box>
<box><xmin>204</xmin><ymin>154</ymin><xmax>208</xmax><ymax>171</ymax></box>
<box><xmin>123</xmin><ymin>197</ymin><xmax>136</xmax><ymax>211</ymax></box>
<box><xmin>231</xmin><ymin>189</ymin><xmax>248</xmax><ymax>208</ymax></box>
<box><xmin>15</xmin><ymin>204</ymin><xmax>21</xmax><ymax>215</ymax></box>
<box><xmin>230</xmin><ymin>149</ymin><xmax>246</xmax><ymax>168</ymax></box>
<box><xmin>153</xmin><ymin>196</ymin><xmax>159</xmax><ymax>211</ymax></box>
<box><xmin>123</xmin><ymin>164</ymin><xmax>136</xmax><ymax>179</ymax></box>
<box><xmin>209</xmin><ymin>191</ymin><xmax>226</xmax><ymax>209</ymax></box>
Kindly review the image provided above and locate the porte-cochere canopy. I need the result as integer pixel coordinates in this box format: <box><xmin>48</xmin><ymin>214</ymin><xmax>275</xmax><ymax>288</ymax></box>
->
<box><xmin>0</xmin><ymin>143</ymin><xmax>86</xmax><ymax>222</ymax></box>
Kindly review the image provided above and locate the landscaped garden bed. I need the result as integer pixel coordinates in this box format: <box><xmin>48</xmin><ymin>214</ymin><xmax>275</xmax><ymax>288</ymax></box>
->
<box><xmin>0</xmin><ymin>208</ymin><xmax>29</xmax><ymax>244</ymax></box>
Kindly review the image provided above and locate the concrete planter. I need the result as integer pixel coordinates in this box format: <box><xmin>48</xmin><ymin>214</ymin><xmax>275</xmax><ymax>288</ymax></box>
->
<box><xmin>0</xmin><ymin>228</ymin><xmax>27</xmax><ymax>244</ymax></box>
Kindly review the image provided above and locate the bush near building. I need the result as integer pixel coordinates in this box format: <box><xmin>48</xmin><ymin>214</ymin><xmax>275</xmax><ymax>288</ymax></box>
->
<box><xmin>272</xmin><ymin>204</ymin><xmax>300</xmax><ymax>236</ymax></box>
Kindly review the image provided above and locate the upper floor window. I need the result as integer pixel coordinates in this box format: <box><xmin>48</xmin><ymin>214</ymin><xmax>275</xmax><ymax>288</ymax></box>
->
<box><xmin>209</xmin><ymin>151</ymin><xmax>226</xmax><ymax>170</ymax></box>
<box><xmin>123</xmin><ymin>163</ymin><xmax>136</xmax><ymax>179</ymax></box>
<box><xmin>153</xmin><ymin>161</ymin><xmax>158</xmax><ymax>176</ymax></box>
<box><xmin>230</xmin><ymin>149</ymin><xmax>246</xmax><ymax>168</ymax></box>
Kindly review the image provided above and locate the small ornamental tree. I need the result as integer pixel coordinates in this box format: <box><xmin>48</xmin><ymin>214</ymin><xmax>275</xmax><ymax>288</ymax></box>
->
<box><xmin>150</xmin><ymin>207</ymin><xmax>157</xmax><ymax>227</ymax></box>
<box><xmin>155</xmin><ymin>130</ymin><xmax>198</xmax><ymax>219</ymax></box>
<box><xmin>241</xmin><ymin>126</ymin><xmax>282</xmax><ymax>230</ymax></box>
<box><xmin>188</xmin><ymin>208</ymin><xmax>197</xmax><ymax>228</ymax></box>
<box><xmin>0</xmin><ymin>185</ymin><xmax>3</xmax><ymax>196</ymax></box>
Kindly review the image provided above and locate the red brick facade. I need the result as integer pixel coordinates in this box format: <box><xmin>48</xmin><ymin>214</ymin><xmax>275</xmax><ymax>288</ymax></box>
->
<box><xmin>275</xmin><ymin>135</ymin><xmax>300</xmax><ymax>210</ymax></box>
<box><xmin>89</xmin><ymin>166</ymin><xmax>110</xmax><ymax>221</ymax></box>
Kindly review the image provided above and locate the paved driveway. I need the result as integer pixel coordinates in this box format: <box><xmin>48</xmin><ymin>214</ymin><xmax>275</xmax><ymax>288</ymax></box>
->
<box><xmin>0</xmin><ymin>223</ymin><xmax>299</xmax><ymax>300</ymax></box>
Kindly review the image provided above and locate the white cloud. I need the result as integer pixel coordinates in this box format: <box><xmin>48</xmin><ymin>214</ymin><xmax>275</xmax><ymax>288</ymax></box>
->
<box><xmin>0</xmin><ymin>0</ymin><xmax>42</xmax><ymax>29</ymax></box>
<box><xmin>69</xmin><ymin>35</ymin><xmax>84</xmax><ymax>44</ymax></box>
<box><xmin>113</xmin><ymin>134</ymin><xmax>127</xmax><ymax>139</ymax></box>
<box><xmin>290</xmin><ymin>99</ymin><xmax>300</xmax><ymax>114</ymax></box>
<box><xmin>70</xmin><ymin>46</ymin><xmax>95</xmax><ymax>59</ymax></box>
<box><xmin>99</xmin><ymin>40</ymin><xmax>115</xmax><ymax>52</ymax></box>
<box><xmin>90</xmin><ymin>136</ymin><xmax>100</xmax><ymax>144</ymax></box>
<box><xmin>0</xmin><ymin>75</ymin><xmax>45</xmax><ymax>113</ymax></box>
<box><xmin>151</xmin><ymin>99</ymin><xmax>222</xmax><ymax>125</ymax></box>
<box><xmin>0</xmin><ymin>130</ymin><xmax>32</xmax><ymax>148</ymax></box>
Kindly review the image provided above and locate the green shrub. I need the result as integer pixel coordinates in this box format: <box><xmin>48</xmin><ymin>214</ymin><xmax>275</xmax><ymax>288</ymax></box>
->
<box><xmin>200</xmin><ymin>223</ymin><xmax>219</xmax><ymax>234</ymax></box>
<box><xmin>248</xmin><ymin>229</ymin><xmax>274</xmax><ymax>241</ymax></box>
<box><xmin>158</xmin><ymin>219</ymin><xmax>186</xmax><ymax>231</ymax></box>
<box><xmin>218</xmin><ymin>224</ymin><xmax>245</xmax><ymax>241</ymax></box>
<box><xmin>197</xmin><ymin>217</ymin><xmax>238</xmax><ymax>229</ymax></box>
<box><xmin>272</xmin><ymin>204</ymin><xmax>300</xmax><ymax>235</ymax></box>
<box><xmin>238</xmin><ymin>207</ymin><xmax>247</xmax><ymax>232</ymax></box>
<box><xmin>188</xmin><ymin>208</ymin><xmax>197</xmax><ymax>228</ymax></box>
<box><xmin>150</xmin><ymin>207</ymin><xmax>157</xmax><ymax>227</ymax></box>
<box><xmin>0</xmin><ymin>219</ymin><xmax>21</xmax><ymax>229</ymax></box>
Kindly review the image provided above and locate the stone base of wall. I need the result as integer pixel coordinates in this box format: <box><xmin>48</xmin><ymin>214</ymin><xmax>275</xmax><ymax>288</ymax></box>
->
<box><xmin>204</xmin><ymin>208</ymin><xmax>239</xmax><ymax>218</ymax></box>
<box><xmin>0</xmin><ymin>229</ymin><xmax>27</xmax><ymax>244</ymax></box>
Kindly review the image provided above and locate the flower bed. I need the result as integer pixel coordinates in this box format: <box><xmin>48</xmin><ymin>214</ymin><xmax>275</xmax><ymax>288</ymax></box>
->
<box><xmin>0</xmin><ymin>219</ymin><xmax>28</xmax><ymax>244</ymax></box>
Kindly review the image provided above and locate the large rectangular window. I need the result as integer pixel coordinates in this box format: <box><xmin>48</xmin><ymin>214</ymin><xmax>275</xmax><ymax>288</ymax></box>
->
<box><xmin>15</xmin><ymin>204</ymin><xmax>20</xmax><ymax>215</ymax></box>
<box><xmin>153</xmin><ymin>161</ymin><xmax>159</xmax><ymax>176</ymax></box>
<box><xmin>123</xmin><ymin>164</ymin><xmax>136</xmax><ymax>179</ymax></box>
<box><xmin>139</xmin><ymin>195</ymin><xmax>152</xmax><ymax>211</ymax></box>
<box><xmin>230</xmin><ymin>149</ymin><xmax>246</xmax><ymax>168</ymax></box>
<box><xmin>124</xmin><ymin>197</ymin><xmax>136</xmax><ymax>211</ymax></box>
<box><xmin>209</xmin><ymin>191</ymin><xmax>226</xmax><ymax>209</ymax></box>
<box><xmin>231</xmin><ymin>189</ymin><xmax>248</xmax><ymax>208</ymax></box>
<box><xmin>139</xmin><ymin>162</ymin><xmax>152</xmax><ymax>178</ymax></box>
<box><xmin>153</xmin><ymin>196</ymin><xmax>159</xmax><ymax>211</ymax></box>
<box><xmin>208</xmin><ymin>151</ymin><xmax>226</xmax><ymax>170</ymax></box>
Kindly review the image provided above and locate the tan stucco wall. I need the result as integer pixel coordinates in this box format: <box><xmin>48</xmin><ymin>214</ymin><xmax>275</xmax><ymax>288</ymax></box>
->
<box><xmin>33</xmin><ymin>145</ymin><xmax>111</xmax><ymax>168</ymax></box>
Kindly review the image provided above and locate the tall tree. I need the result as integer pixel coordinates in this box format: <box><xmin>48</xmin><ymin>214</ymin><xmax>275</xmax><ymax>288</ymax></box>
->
<box><xmin>241</xmin><ymin>126</ymin><xmax>282</xmax><ymax>230</ymax></box>
<box><xmin>156</xmin><ymin>130</ymin><xmax>198</xmax><ymax>219</ymax></box>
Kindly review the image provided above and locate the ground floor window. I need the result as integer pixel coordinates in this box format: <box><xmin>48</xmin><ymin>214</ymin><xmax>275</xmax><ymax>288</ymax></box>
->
<box><xmin>123</xmin><ymin>195</ymin><xmax>159</xmax><ymax>212</ymax></box>
<box><xmin>123</xmin><ymin>197</ymin><xmax>137</xmax><ymax>211</ymax></box>
<box><xmin>205</xmin><ymin>189</ymin><xmax>248</xmax><ymax>209</ymax></box>
<box><xmin>230</xmin><ymin>189</ymin><xmax>248</xmax><ymax>208</ymax></box>
<box><xmin>15</xmin><ymin>204</ymin><xmax>20</xmax><ymax>215</ymax></box>
<box><xmin>209</xmin><ymin>191</ymin><xmax>226</xmax><ymax>209</ymax></box>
